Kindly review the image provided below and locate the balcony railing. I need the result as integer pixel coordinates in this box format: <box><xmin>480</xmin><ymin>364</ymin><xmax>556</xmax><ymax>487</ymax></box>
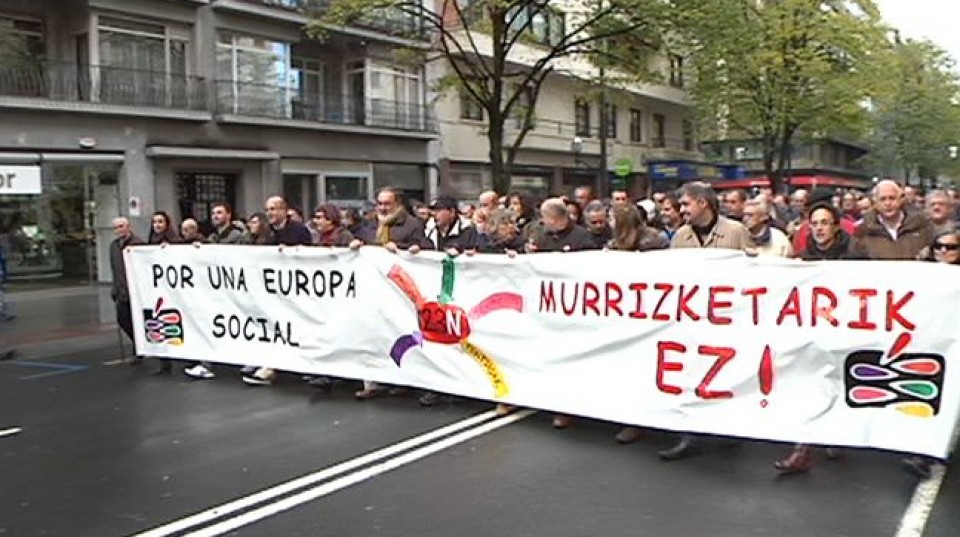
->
<box><xmin>0</xmin><ymin>60</ymin><xmax>207</xmax><ymax>111</ymax></box>
<box><xmin>216</xmin><ymin>80</ymin><xmax>436</xmax><ymax>132</ymax></box>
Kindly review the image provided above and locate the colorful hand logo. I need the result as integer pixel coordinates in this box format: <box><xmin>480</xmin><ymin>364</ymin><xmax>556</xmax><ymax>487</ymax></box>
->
<box><xmin>387</xmin><ymin>256</ymin><xmax>524</xmax><ymax>398</ymax></box>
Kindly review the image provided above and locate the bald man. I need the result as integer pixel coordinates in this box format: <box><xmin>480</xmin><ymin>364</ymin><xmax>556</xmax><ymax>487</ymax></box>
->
<box><xmin>854</xmin><ymin>180</ymin><xmax>932</xmax><ymax>260</ymax></box>
<box><xmin>109</xmin><ymin>217</ymin><xmax>145</xmax><ymax>347</ymax></box>
<box><xmin>478</xmin><ymin>190</ymin><xmax>500</xmax><ymax>212</ymax></box>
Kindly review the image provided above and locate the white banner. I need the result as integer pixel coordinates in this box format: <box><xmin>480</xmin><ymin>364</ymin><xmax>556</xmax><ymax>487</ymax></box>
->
<box><xmin>126</xmin><ymin>245</ymin><xmax>960</xmax><ymax>458</ymax></box>
<box><xmin>0</xmin><ymin>165</ymin><xmax>42</xmax><ymax>194</ymax></box>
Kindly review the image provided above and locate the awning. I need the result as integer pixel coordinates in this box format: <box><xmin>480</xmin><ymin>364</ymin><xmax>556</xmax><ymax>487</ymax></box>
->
<box><xmin>712</xmin><ymin>175</ymin><xmax>870</xmax><ymax>190</ymax></box>
<box><xmin>145</xmin><ymin>146</ymin><xmax>280</xmax><ymax>160</ymax></box>
<box><xmin>0</xmin><ymin>152</ymin><xmax>125</xmax><ymax>164</ymax></box>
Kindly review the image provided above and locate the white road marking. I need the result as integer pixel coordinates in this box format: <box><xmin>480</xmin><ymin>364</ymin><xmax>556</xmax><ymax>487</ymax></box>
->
<box><xmin>130</xmin><ymin>409</ymin><xmax>507</xmax><ymax>537</ymax></box>
<box><xmin>894</xmin><ymin>463</ymin><xmax>948</xmax><ymax>537</ymax></box>
<box><xmin>184</xmin><ymin>410</ymin><xmax>535</xmax><ymax>537</ymax></box>
<box><xmin>0</xmin><ymin>427</ymin><xmax>22</xmax><ymax>438</ymax></box>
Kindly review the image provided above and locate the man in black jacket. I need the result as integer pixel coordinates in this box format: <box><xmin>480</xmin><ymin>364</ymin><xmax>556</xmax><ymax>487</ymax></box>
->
<box><xmin>266</xmin><ymin>196</ymin><xmax>313</xmax><ymax>246</ymax></box>
<box><xmin>425</xmin><ymin>196</ymin><xmax>480</xmax><ymax>254</ymax></box>
<box><xmin>109</xmin><ymin>217</ymin><xmax>146</xmax><ymax>351</ymax></box>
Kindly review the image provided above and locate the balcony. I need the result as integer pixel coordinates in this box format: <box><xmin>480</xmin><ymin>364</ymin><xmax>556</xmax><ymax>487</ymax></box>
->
<box><xmin>0</xmin><ymin>60</ymin><xmax>208</xmax><ymax>119</ymax></box>
<box><xmin>216</xmin><ymin>80</ymin><xmax>436</xmax><ymax>133</ymax></box>
<box><xmin>224</xmin><ymin>0</ymin><xmax>427</xmax><ymax>40</ymax></box>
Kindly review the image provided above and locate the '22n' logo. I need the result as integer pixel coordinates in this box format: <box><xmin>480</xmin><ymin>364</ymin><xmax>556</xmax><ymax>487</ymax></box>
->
<box><xmin>143</xmin><ymin>298</ymin><xmax>185</xmax><ymax>346</ymax></box>
<box><xmin>845</xmin><ymin>333</ymin><xmax>945</xmax><ymax>417</ymax></box>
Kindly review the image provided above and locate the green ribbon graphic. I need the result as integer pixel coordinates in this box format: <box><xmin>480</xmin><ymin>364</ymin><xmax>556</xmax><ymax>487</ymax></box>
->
<box><xmin>439</xmin><ymin>255</ymin><xmax>456</xmax><ymax>304</ymax></box>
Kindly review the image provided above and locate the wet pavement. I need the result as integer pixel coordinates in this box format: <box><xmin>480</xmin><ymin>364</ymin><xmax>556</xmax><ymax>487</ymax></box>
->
<box><xmin>0</xmin><ymin>286</ymin><xmax>956</xmax><ymax>537</ymax></box>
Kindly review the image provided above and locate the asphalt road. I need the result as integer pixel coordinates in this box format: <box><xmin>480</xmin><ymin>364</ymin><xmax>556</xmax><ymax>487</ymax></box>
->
<box><xmin>0</xmin><ymin>349</ymin><xmax>955</xmax><ymax>537</ymax></box>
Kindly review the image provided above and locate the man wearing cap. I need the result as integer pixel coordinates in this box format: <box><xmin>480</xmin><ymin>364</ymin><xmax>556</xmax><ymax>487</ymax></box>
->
<box><xmin>424</xmin><ymin>196</ymin><xmax>480</xmax><ymax>255</ymax></box>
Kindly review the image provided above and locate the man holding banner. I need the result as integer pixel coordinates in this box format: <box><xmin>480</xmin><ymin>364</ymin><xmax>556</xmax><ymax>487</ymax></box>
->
<box><xmin>660</xmin><ymin>182</ymin><xmax>752</xmax><ymax>460</ymax></box>
<box><xmin>353</xmin><ymin>187</ymin><xmax>432</xmax><ymax>400</ymax></box>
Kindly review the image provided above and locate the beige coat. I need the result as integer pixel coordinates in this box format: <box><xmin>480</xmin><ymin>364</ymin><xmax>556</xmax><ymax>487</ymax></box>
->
<box><xmin>671</xmin><ymin>215</ymin><xmax>752</xmax><ymax>251</ymax></box>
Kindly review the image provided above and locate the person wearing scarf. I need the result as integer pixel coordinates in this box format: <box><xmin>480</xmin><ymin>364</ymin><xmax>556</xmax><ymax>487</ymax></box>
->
<box><xmin>312</xmin><ymin>203</ymin><xmax>353</xmax><ymax>247</ymax></box>
<box><xmin>742</xmin><ymin>198</ymin><xmax>793</xmax><ymax>257</ymax></box>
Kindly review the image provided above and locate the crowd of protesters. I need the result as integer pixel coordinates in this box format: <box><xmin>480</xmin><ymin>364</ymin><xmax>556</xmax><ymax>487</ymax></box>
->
<box><xmin>109</xmin><ymin>179</ymin><xmax>959</xmax><ymax>479</ymax></box>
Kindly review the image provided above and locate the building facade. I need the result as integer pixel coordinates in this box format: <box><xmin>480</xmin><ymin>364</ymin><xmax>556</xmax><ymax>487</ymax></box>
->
<box><xmin>0</xmin><ymin>0</ymin><xmax>435</xmax><ymax>284</ymax></box>
<box><xmin>701</xmin><ymin>137</ymin><xmax>873</xmax><ymax>191</ymax></box>
<box><xmin>430</xmin><ymin>4</ymin><xmax>700</xmax><ymax>200</ymax></box>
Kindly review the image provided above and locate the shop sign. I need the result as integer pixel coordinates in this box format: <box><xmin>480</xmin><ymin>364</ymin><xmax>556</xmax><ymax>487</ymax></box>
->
<box><xmin>0</xmin><ymin>165</ymin><xmax>42</xmax><ymax>195</ymax></box>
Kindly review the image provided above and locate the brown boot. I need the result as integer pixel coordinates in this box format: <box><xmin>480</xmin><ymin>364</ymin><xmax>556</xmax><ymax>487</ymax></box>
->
<box><xmin>615</xmin><ymin>426</ymin><xmax>643</xmax><ymax>444</ymax></box>
<box><xmin>774</xmin><ymin>445</ymin><xmax>814</xmax><ymax>474</ymax></box>
<box><xmin>495</xmin><ymin>404</ymin><xmax>515</xmax><ymax>416</ymax></box>
<box><xmin>552</xmin><ymin>414</ymin><xmax>573</xmax><ymax>429</ymax></box>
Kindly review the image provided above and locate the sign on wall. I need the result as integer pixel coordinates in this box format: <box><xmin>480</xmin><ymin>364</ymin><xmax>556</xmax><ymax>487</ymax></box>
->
<box><xmin>125</xmin><ymin>246</ymin><xmax>960</xmax><ymax>458</ymax></box>
<box><xmin>0</xmin><ymin>165</ymin><xmax>42</xmax><ymax>195</ymax></box>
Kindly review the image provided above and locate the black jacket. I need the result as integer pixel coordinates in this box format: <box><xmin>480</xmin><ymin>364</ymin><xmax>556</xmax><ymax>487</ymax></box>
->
<box><xmin>532</xmin><ymin>224</ymin><xmax>601</xmax><ymax>252</ymax></box>
<box><xmin>476</xmin><ymin>233</ymin><xmax>525</xmax><ymax>254</ymax></box>
<box><xmin>110</xmin><ymin>233</ymin><xmax>146</xmax><ymax>302</ymax></box>
<box><xmin>799</xmin><ymin>230</ymin><xmax>865</xmax><ymax>261</ymax></box>
<box><xmin>269</xmin><ymin>219</ymin><xmax>313</xmax><ymax>246</ymax></box>
<box><xmin>425</xmin><ymin>217</ymin><xmax>480</xmax><ymax>252</ymax></box>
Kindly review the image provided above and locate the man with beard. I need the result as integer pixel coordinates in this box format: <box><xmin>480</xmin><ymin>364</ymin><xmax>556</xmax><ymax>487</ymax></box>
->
<box><xmin>661</xmin><ymin>183</ymin><xmax>751</xmax><ymax>461</ymax></box>
<box><xmin>351</xmin><ymin>187</ymin><xmax>431</xmax><ymax>399</ymax></box>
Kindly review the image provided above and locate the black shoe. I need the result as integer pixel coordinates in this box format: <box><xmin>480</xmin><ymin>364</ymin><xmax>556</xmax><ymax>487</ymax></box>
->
<box><xmin>419</xmin><ymin>392</ymin><xmax>441</xmax><ymax>406</ymax></box>
<box><xmin>658</xmin><ymin>435</ymin><xmax>701</xmax><ymax>461</ymax></box>
<box><xmin>151</xmin><ymin>361</ymin><xmax>173</xmax><ymax>376</ymax></box>
<box><xmin>903</xmin><ymin>456</ymin><xmax>933</xmax><ymax>479</ymax></box>
<box><xmin>0</xmin><ymin>349</ymin><xmax>16</xmax><ymax>361</ymax></box>
<box><xmin>308</xmin><ymin>376</ymin><xmax>334</xmax><ymax>392</ymax></box>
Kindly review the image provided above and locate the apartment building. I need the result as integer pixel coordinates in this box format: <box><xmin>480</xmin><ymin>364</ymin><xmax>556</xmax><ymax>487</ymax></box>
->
<box><xmin>431</xmin><ymin>6</ymin><xmax>700</xmax><ymax>200</ymax></box>
<box><xmin>0</xmin><ymin>0</ymin><xmax>435</xmax><ymax>285</ymax></box>
<box><xmin>702</xmin><ymin>137</ymin><xmax>873</xmax><ymax>191</ymax></box>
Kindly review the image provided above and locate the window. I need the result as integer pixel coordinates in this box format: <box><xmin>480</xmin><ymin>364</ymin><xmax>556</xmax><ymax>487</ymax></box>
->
<box><xmin>0</xmin><ymin>14</ymin><xmax>44</xmax><ymax>98</ymax></box>
<box><xmin>604</xmin><ymin>103</ymin><xmax>617</xmax><ymax>139</ymax></box>
<box><xmin>97</xmin><ymin>15</ymin><xmax>192</xmax><ymax>107</ymax></box>
<box><xmin>0</xmin><ymin>14</ymin><xmax>44</xmax><ymax>58</ymax></box>
<box><xmin>683</xmin><ymin>119</ymin><xmax>696</xmax><ymax>151</ymax></box>
<box><xmin>669</xmin><ymin>54</ymin><xmax>684</xmax><ymax>88</ymax></box>
<box><xmin>283</xmin><ymin>174</ymin><xmax>318</xmax><ymax>216</ymax></box>
<box><xmin>507</xmin><ymin>6</ymin><xmax>565</xmax><ymax>46</ymax></box>
<box><xmin>366</xmin><ymin>61</ymin><xmax>423</xmax><ymax>129</ymax></box>
<box><xmin>574</xmin><ymin>98</ymin><xmax>590</xmax><ymax>137</ymax></box>
<box><xmin>460</xmin><ymin>90</ymin><xmax>483</xmax><ymax>120</ymax></box>
<box><xmin>512</xmin><ymin>85</ymin><xmax>536</xmax><ymax>129</ymax></box>
<box><xmin>291</xmin><ymin>57</ymin><xmax>323</xmax><ymax>120</ymax></box>
<box><xmin>217</xmin><ymin>33</ymin><xmax>291</xmax><ymax>116</ymax></box>
<box><xmin>176</xmin><ymin>172</ymin><xmax>237</xmax><ymax>235</ymax></box>
<box><xmin>652</xmin><ymin>113</ymin><xmax>666</xmax><ymax>148</ymax></box>
<box><xmin>629</xmin><ymin>108</ymin><xmax>643</xmax><ymax>142</ymax></box>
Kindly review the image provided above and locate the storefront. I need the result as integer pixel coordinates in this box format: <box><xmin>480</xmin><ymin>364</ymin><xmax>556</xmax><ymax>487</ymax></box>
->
<box><xmin>0</xmin><ymin>153</ymin><xmax>122</xmax><ymax>286</ymax></box>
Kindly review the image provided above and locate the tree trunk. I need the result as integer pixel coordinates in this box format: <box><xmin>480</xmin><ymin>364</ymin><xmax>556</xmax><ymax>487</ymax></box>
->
<box><xmin>487</xmin><ymin>116</ymin><xmax>509</xmax><ymax>194</ymax></box>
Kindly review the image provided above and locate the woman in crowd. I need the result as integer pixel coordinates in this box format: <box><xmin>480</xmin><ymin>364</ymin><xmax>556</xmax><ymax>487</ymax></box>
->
<box><xmin>246</xmin><ymin>212</ymin><xmax>271</xmax><ymax>245</ymax></box>
<box><xmin>902</xmin><ymin>230</ymin><xmax>960</xmax><ymax>478</ymax></box>
<box><xmin>564</xmin><ymin>198</ymin><xmax>583</xmax><ymax>226</ymax></box>
<box><xmin>148</xmin><ymin>211</ymin><xmax>180</xmax><ymax>245</ymax></box>
<box><xmin>472</xmin><ymin>207</ymin><xmax>490</xmax><ymax>236</ymax></box>
<box><xmin>477</xmin><ymin>209</ymin><xmax>524</xmax><ymax>254</ymax></box>
<box><xmin>341</xmin><ymin>207</ymin><xmax>369</xmax><ymax>238</ymax></box>
<box><xmin>608</xmin><ymin>203</ymin><xmax>668</xmax><ymax>443</ymax></box>
<box><xmin>506</xmin><ymin>191</ymin><xmax>538</xmax><ymax>241</ymax></box>
<box><xmin>774</xmin><ymin>203</ymin><xmax>863</xmax><ymax>474</ymax></box>
<box><xmin>312</xmin><ymin>203</ymin><xmax>353</xmax><ymax>247</ymax></box>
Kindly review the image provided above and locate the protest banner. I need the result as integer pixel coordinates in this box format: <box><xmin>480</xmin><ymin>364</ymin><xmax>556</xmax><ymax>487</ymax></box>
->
<box><xmin>126</xmin><ymin>245</ymin><xmax>960</xmax><ymax>457</ymax></box>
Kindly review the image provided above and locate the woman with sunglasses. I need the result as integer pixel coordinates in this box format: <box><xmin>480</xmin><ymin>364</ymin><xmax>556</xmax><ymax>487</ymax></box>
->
<box><xmin>922</xmin><ymin>230</ymin><xmax>960</xmax><ymax>265</ymax></box>
<box><xmin>901</xmin><ymin>230</ymin><xmax>960</xmax><ymax>478</ymax></box>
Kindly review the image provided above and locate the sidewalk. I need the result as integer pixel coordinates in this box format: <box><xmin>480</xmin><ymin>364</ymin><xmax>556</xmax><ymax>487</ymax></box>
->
<box><xmin>2</xmin><ymin>285</ymin><xmax>126</xmax><ymax>360</ymax></box>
